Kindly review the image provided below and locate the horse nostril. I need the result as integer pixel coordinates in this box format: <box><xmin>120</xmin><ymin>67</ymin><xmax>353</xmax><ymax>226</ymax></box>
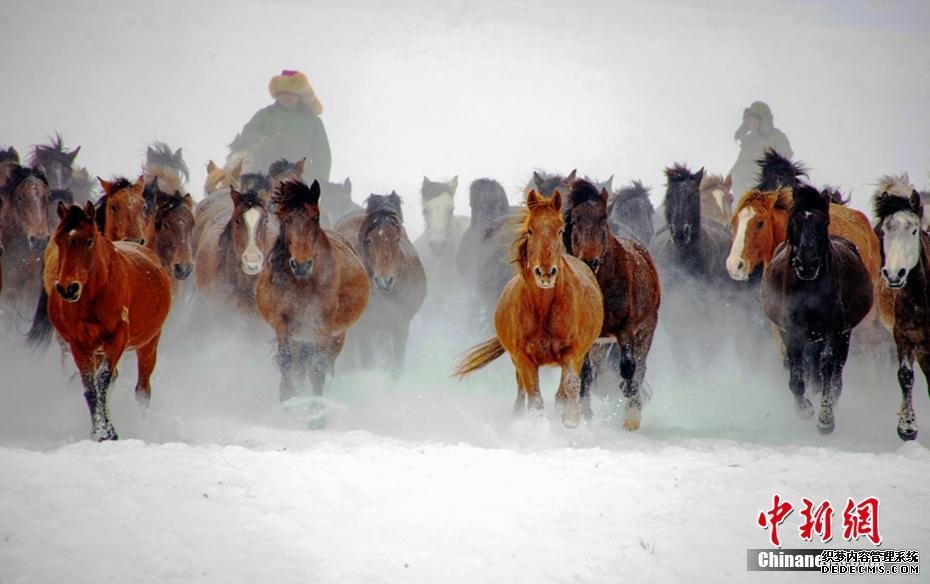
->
<box><xmin>534</xmin><ymin>266</ymin><xmax>543</xmax><ymax>277</ymax></box>
<box><xmin>898</xmin><ymin>268</ymin><xmax>907</xmax><ymax>279</ymax></box>
<box><xmin>549</xmin><ymin>267</ymin><xmax>558</xmax><ymax>277</ymax></box>
<box><xmin>737</xmin><ymin>260</ymin><xmax>745</xmax><ymax>272</ymax></box>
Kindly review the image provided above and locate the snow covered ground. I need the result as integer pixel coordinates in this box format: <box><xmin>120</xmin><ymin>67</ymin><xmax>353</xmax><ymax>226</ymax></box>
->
<box><xmin>2</xmin><ymin>0</ymin><xmax>930</xmax><ymax>582</ymax></box>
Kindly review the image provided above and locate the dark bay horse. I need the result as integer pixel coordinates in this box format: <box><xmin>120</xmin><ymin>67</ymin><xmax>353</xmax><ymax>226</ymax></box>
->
<box><xmin>608</xmin><ymin>180</ymin><xmax>654</xmax><ymax>245</ymax></box>
<box><xmin>144</xmin><ymin>187</ymin><xmax>195</xmax><ymax>283</ymax></box>
<box><xmin>336</xmin><ymin>192</ymin><xmax>426</xmax><ymax>376</ymax></box>
<box><xmin>873</xmin><ymin>190</ymin><xmax>930</xmax><ymax>440</ymax></box>
<box><xmin>28</xmin><ymin>202</ymin><xmax>172</xmax><ymax>440</ymax></box>
<box><xmin>256</xmin><ymin>181</ymin><xmax>369</xmax><ymax>399</ymax></box>
<box><xmin>28</xmin><ymin>134</ymin><xmax>80</xmax><ymax>193</ymax></box>
<box><xmin>195</xmin><ymin>188</ymin><xmax>275</xmax><ymax>314</ymax></box>
<box><xmin>455</xmin><ymin>190</ymin><xmax>604</xmax><ymax>428</ymax></box>
<box><xmin>1</xmin><ymin>165</ymin><xmax>50</xmax><ymax>315</ymax></box>
<box><xmin>563</xmin><ymin>180</ymin><xmax>661</xmax><ymax>429</ymax></box>
<box><xmin>95</xmin><ymin>177</ymin><xmax>147</xmax><ymax>244</ymax></box>
<box><xmin>762</xmin><ymin>185</ymin><xmax>873</xmax><ymax>434</ymax></box>
<box><xmin>0</xmin><ymin>147</ymin><xmax>20</xmax><ymax>188</ymax></box>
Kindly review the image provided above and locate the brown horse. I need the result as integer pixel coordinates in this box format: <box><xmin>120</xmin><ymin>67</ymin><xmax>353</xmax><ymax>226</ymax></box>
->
<box><xmin>194</xmin><ymin>188</ymin><xmax>276</xmax><ymax>314</ymax></box>
<box><xmin>455</xmin><ymin>190</ymin><xmax>604</xmax><ymax>427</ymax></box>
<box><xmin>95</xmin><ymin>177</ymin><xmax>147</xmax><ymax>244</ymax></box>
<box><xmin>144</xmin><ymin>187</ymin><xmax>195</xmax><ymax>283</ymax></box>
<box><xmin>873</xmin><ymin>190</ymin><xmax>930</xmax><ymax>440</ymax></box>
<box><xmin>256</xmin><ymin>181</ymin><xmax>369</xmax><ymax>399</ymax></box>
<box><xmin>699</xmin><ymin>173</ymin><xmax>734</xmax><ymax>226</ymax></box>
<box><xmin>193</xmin><ymin>172</ymin><xmax>272</xmax><ymax>253</ymax></box>
<box><xmin>335</xmin><ymin>192</ymin><xmax>426</xmax><ymax>376</ymax></box>
<box><xmin>563</xmin><ymin>180</ymin><xmax>661</xmax><ymax>429</ymax></box>
<box><xmin>0</xmin><ymin>147</ymin><xmax>20</xmax><ymax>188</ymax></box>
<box><xmin>1</xmin><ymin>165</ymin><xmax>50</xmax><ymax>314</ymax></box>
<box><xmin>142</xmin><ymin>142</ymin><xmax>188</xmax><ymax>212</ymax></box>
<box><xmin>204</xmin><ymin>159</ymin><xmax>242</xmax><ymax>196</ymax></box>
<box><xmin>27</xmin><ymin>202</ymin><xmax>171</xmax><ymax>440</ymax></box>
<box><xmin>762</xmin><ymin>186</ymin><xmax>873</xmax><ymax>434</ymax></box>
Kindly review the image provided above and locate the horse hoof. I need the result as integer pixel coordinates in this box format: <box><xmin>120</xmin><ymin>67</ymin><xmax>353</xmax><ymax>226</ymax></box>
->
<box><xmin>816</xmin><ymin>411</ymin><xmax>835</xmax><ymax>435</ymax></box>
<box><xmin>622</xmin><ymin>406</ymin><xmax>641</xmax><ymax>431</ymax></box>
<box><xmin>897</xmin><ymin>425</ymin><xmax>918</xmax><ymax>441</ymax></box>
<box><xmin>622</xmin><ymin>418</ymin><xmax>640</xmax><ymax>431</ymax></box>
<box><xmin>795</xmin><ymin>398</ymin><xmax>814</xmax><ymax>419</ymax></box>
<box><xmin>93</xmin><ymin>428</ymin><xmax>118</xmax><ymax>442</ymax></box>
<box><xmin>562</xmin><ymin>407</ymin><xmax>581</xmax><ymax>429</ymax></box>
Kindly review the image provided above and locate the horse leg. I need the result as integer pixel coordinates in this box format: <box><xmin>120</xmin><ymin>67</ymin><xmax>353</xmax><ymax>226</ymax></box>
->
<box><xmin>275</xmin><ymin>334</ymin><xmax>296</xmax><ymax>402</ymax></box>
<box><xmin>514</xmin><ymin>358</ymin><xmax>542</xmax><ymax>414</ymax></box>
<box><xmin>74</xmin><ymin>346</ymin><xmax>119</xmax><ymax>441</ymax></box>
<box><xmin>783</xmin><ymin>333</ymin><xmax>813</xmax><ymax>418</ymax></box>
<box><xmin>305</xmin><ymin>343</ymin><xmax>329</xmax><ymax>397</ymax></box>
<box><xmin>579</xmin><ymin>353</ymin><xmax>595</xmax><ymax>422</ymax></box>
<box><xmin>895</xmin><ymin>346</ymin><xmax>919</xmax><ymax>441</ymax></box>
<box><xmin>133</xmin><ymin>334</ymin><xmax>160</xmax><ymax>404</ymax></box>
<box><xmin>557</xmin><ymin>360</ymin><xmax>584</xmax><ymax>428</ymax></box>
<box><xmin>816</xmin><ymin>333</ymin><xmax>848</xmax><ymax>435</ymax></box>
<box><xmin>622</xmin><ymin>322</ymin><xmax>657</xmax><ymax>432</ymax></box>
<box><xmin>389</xmin><ymin>320</ymin><xmax>411</xmax><ymax>379</ymax></box>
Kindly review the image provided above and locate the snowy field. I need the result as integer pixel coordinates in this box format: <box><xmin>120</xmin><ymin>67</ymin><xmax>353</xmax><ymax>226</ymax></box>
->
<box><xmin>2</xmin><ymin>0</ymin><xmax>930</xmax><ymax>582</ymax></box>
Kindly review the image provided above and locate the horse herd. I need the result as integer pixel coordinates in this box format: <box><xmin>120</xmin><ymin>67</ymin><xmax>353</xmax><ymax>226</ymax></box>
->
<box><xmin>1</xmin><ymin>136</ymin><xmax>929</xmax><ymax>444</ymax></box>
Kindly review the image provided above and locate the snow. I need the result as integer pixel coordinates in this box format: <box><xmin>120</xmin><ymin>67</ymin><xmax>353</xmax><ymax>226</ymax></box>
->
<box><xmin>2</xmin><ymin>0</ymin><xmax>930</xmax><ymax>582</ymax></box>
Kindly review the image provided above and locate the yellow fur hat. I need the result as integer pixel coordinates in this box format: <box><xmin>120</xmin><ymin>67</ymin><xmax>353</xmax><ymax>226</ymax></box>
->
<box><xmin>268</xmin><ymin>70</ymin><xmax>323</xmax><ymax>115</ymax></box>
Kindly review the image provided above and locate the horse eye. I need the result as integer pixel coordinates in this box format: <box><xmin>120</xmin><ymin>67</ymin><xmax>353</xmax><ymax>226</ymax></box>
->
<box><xmin>913</xmin><ymin>229</ymin><xmax>919</xmax><ymax>236</ymax></box>
<box><xmin>235</xmin><ymin>217</ymin><xmax>242</xmax><ymax>225</ymax></box>
<box><xmin>155</xmin><ymin>221</ymin><xmax>163</xmax><ymax>231</ymax></box>
<box><xmin>110</xmin><ymin>204</ymin><xmax>117</xmax><ymax>211</ymax></box>
<box><xmin>527</xmin><ymin>229</ymin><xmax>533</xmax><ymax>236</ymax></box>
<box><xmin>756</xmin><ymin>220</ymin><xmax>764</xmax><ymax>228</ymax></box>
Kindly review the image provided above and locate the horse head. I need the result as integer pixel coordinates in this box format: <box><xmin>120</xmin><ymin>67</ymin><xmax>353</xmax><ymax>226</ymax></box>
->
<box><xmin>664</xmin><ymin>164</ymin><xmax>704</xmax><ymax>246</ymax></box>
<box><xmin>146</xmin><ymin>187</ymin><xmax>195</xmax><ymax>280</ymax></box>
<box><xmin>274</xmin><ymin>180</ymin><xmax>324</xmax><ymax>280</ymax></box>
<box><xmin>787</xmin><ymin>185</ymin><xmax>831</xmax><ymax>281</ymax></box>
<box><xmin>421</xmin><ymin>176</ymin><xmax>458</xmax><ymax>255</ymax></box>
<box><xmin>564</xmin><ymin>180</ymin><xmax>609</xmax><ymax>273</ymax></box>
<box><xmin>518</xmin><ymin>189</ymin><xmax>564</xmax><ymax>289</ymax></box>
<box><xmin>99</xmin><ymin>176</ymin><xmax>147</xmax><ymax>244</ymax></box>
<box><xmin>52</xmin><ymin>201</ymin><xmax>99</xmax><ymax>302</ymax></box>
<box><xmin>1</xmin><ymin>165</ymin><xmax>50</xmax><ymax>250</ymax></box>
<box><xmin>361</xmin><ymin>192</ymin><xmax>405</xmax><ymax>293</ymax></box>
<box><xmin>875</xmin><ymin>189</ymin><xmax>924</xmax><ymax>288</ymax></box>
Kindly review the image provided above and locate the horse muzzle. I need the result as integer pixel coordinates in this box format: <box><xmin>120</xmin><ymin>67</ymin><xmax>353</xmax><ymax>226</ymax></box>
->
<box><xmin>241</xmin><ymin>251</ymin><xmax>264</xmax><ymax>276</ymax></box>
<box><xmin>428</xmin><ymin>239</ymin><xmax>448</xmax><ymax>255</ymax></box>
<box><xmin>881</xmin><ymin>267</ymin><xmax>908</xmax><ymax>288</ymax></box>
<box><xmin>374</xmin><ymin>275</ymin><xmax>396</xmax><ymax>293</ymax></box>
<box><xmin>583</xmin><ymin>258</ymin><xmax>601</xmax><ymax>274</ymax></box>
<box><xmin>726</xmin><ymin>256</ymin><xmax>750</xmax><ymax>281</ymax></box>
<box><xmin>28</xmin><ymin>234</ymin><xmax>50</xmax><ymax>251</ymax></box>
<box><xmin>289</xmin><ymin>258</ymin><xmax>314</xmax><ymax>280</ymax></box>
<box><xmin>671</xmin><ymin>224</ymin><xmax>692</xmax><ymax>245</ymax></box>
<box><xmin>55</xmin><ymin>281</ymin><xmax>82</xmax><ymax>302</ymax></box>
<box><xmin>533</xmin><ymin>265</ymin><xmax>558</xmax><ymax>289</ymax></box>
<box><xmin>173</xmin><ymin>263</ymin><xmax>194</xmax><ymax>281</ymax></box>
<box><xmin>791</xmin><ymin>257</ymin><xmax>821</xmax><ymax>281</ymax></box>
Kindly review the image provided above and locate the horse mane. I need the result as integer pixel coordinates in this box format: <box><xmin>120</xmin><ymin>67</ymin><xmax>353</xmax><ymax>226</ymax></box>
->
<box><xmin>362</xmin><ymin>193</ymin><xmax>404</xmax><ymax>238</ymax></box>
<box><xmin>0</xmin><ymin>146</ymin><xmax>19</xmax><ymax>164</ymax></box>
<box><xmin>734</xmin><ymin>188</ymin><xmax>792</xmax><ymax>214</ymax></box>
<box><xmin>873</xmin><ymin>172</ymin><xmax>915</xmax><ymax>199</ymax></box>
<box><xmin>421</xmin><ymin>179</ymin><xmax>453</xmax><ymax>202</ymax></box>
<box><xmin>28</xmin><ymin>133</ymin><xmax>72</xmax><ymax>167</ymax></box>
<box><xmin>874</xmin><ymin>190</ymin><xmax>922</xmax><ymax>221</ymax></box>
<box><xmin>49</xmin><ymin>189</ymin><xmax>74</xmax><ymax>207</ymax></box>
<box><xmin>664</xmin><ymin>163</ymin><xmax>700</xmax><ymax>186</ymax></box>
<box><xmin>611</xmin><ymin>180</ymin><xmax>650</xmax><ymax>205</ymax></box>
<box><xmin>58</xmin><ymin>204</ymin><xmax>94</xmax><ymax>234</ymax></box>
<box><xmin>239</xmin><ymin>173</ymin><xmax>271</xmax><ymax>193</ymax></box>
<box><xmin>790</xmin><ymin>184</ymin><xmax>829</xmax><ymax>217</ymax></box>
<box><xmin>509</xmin><ymin>207</ymin><xmax>531</xmax><ymax>267</ymax></box>
<box><xmin>267</xmin><ymin>158</ymin><xmax>301</xmax><ymax>179</ymax></box>
<box><xmin>145</xmin><ymin>141</ymin><xmax>189</xmax><ymax>182</ymax></box>
<box><xmin>2</xmin><ymin>165</ymin><xmax>47</xmax><ymax>195</ymax></box>
<box><xmin>755</xmin><ymin>149</ymin><xmax>807</xmax><ymax>191</ymax></box>
<box><xmin>273</xmin><ymin>180</ymin><xmax>320</xmax><ymax>215</ymax></box>
<box><xmin>152</xmin><ymin>189</ymin><xmax>187</xmax><ymax>218</ymax></box>
<box><xmin>822</xmin><ymin>185</ymin><xmax>850</xmax><ymax>206</ymax></box>
<box><xmin>700</xmin><ymin>174</ymin><xmax>728</xmax><ymax>192</ymax></box>
<box><xmin>108</xmin><ymin>177</ymin><xmax>134</xmax><ymax>193</ymax></box>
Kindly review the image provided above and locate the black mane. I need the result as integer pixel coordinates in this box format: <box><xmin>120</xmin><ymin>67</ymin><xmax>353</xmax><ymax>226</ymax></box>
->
<box><xmin>566</xmin><ymin>179</ymin><xmax>604</xmax><ymax>209</ymax></box>
<box><xmin>362</xmin><ymin>193</ymin><xmax>404</xmax><ymax>238</ymax></box>
<box><xmin>108</xmin><ymin>177</ymin><xmax>134</xmax><ymax>193</ymax></box>
<box><xmin>612</xmin><ymin>180</ymin><xmax>650</xmax><ymax>204</ymax></box>
<box><xmin>239</xmin><ymin>172</ymin><xmax>271</xmax><ymax>193</ymax></box>
<box><xmin>0</xmin><ymin>146</ymin><xmax>19</xmax><ymax>164</ymax></box>
<box><xmin>2</xmin><ymin>165</ymin><xmax>47</xmax><ymax>195</ymax></box>
<box><xmin>58</xmin><ymin>204</ymin><xmax>93</xmax><ymax>234</ymax></box>
<box><xmin>874</xmin><ymin>190</ymin><xmax>923</xmax><ymax>221</ymax></box>
<box><xmin>145</xmin><ymin>141</ymin><xmax>189</xmax><ymax>182</ymax></box>
<box><xmin>273</xmin><ymin>180</ymin><xmax>321</xmax><ymax>214</ymax></box>
<box><xmin>665</xmin><ymin>163</ymin><xmax>701</xmax><ymax>186</ymax></box>
<box><xmin>29</xmin><ymin>133</ymin><xmax>77</xmax><ymax>168</ymax></box>
<box><xmin>790</xmin><ymin>184</ymin><xmax>829</xmax><ymax>217</ymax></box>
<box><xmin>268</xmin><ymin>158</ymin><xmax>303</xmax><ymax>179</ymax></box>
<box><xmin>756</xmin><ymin>149</ymin><xmax>807</xmax><ymax>191</ymax></box>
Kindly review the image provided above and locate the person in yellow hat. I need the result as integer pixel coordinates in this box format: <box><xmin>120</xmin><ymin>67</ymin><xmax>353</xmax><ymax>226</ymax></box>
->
<box><xmin>228</xmin><ymin>69</ymin><xmax>331</xmax><ymax>182</ymax></box>
<box><xmin>729</xmin><ymin>100</ymin><xmax>793</xmax><ymax>197</ymax></box>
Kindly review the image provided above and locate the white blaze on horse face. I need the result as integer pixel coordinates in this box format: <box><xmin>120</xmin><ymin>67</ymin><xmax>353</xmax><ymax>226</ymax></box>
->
<box><xmin>881</xmin><ymin>211</ymin><xmax>921</xmax><ymax>286</ymax></box>
<box><xmin>726</xmin><ymin>207</ymin><xmax>754</xmax><ymax>280</ymax></box>
<box><xmin>712</xmin><ymin>189</ymin><xmax>726</xmax><ymax>213</ymax></box>
<box><xmin>241</xmin><ymin>208</ymin><xmax>264</xmax><ymax>275</ymax></box>
<box><xmin>423</xmin><ymin>192</ymin><xmax>454</xmax><ymax>251</ymax></box>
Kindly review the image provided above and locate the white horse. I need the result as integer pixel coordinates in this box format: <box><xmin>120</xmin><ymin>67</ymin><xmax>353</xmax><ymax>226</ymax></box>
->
<box><xmin>413</xmin><ymin>176</ymin><xmax>469</xmax><ymax>316</ymax></box>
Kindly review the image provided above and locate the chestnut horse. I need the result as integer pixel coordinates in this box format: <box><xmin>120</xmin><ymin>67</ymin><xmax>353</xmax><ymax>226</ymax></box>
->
<box><xmin>563</xmin><ymin>180</ymin><xmax>661</xmax><ymax>429</ymax></box>
<box><xmin>873</xmin><ymin>190</ymin><xmax>930</xmax><ymax>440</ymax></box>
<box><xmin>762</xmin><ymin>186</ymin><xmax>873</xmax><ymax>434</ymax></box>
<box><xmin>195</xmin><ymin>188</ymin><xmax>275</xmax><ymax>314</ymax></box>
<box><xmin>336</xmin><ymin>192</ymin><xmax>426</xmax><ymax>376</ymax></box>
<box><xmin>204</xmin><ymin>159</ymin><xmax>242</xmax><ymax>196</ymax></box>
<box><xmin>455</xmin><ymin>190</ymin><xmax>604</xmax><ymax>427</ymax></box>
<box><xmin>256</xmin><ymin>181</ymin><xmax>369</xmax><ymax>399</ymax></box>
<box><xmin>1</xmin><ymin>165</ymin><xmax>50</xmax><ymax>315</ymax></box>
<box><xmin>27</xmin><ymin>202</ymin><xmax>171</xmax><ymax>440</ymax></box>
<box><xmin>95</xmin><ymin>177</ymin><xmax>147</xmax><ymax>244</ymax></box>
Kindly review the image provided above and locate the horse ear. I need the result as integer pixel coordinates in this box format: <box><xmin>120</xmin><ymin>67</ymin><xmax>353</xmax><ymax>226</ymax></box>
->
<box><xmin>911</xmin><ymin>190</ymin><xmax>924</xmax><ymax>218</ymax></box>
<box><xmin>388</xmin><ymin>190</ymin><xmax>401</xmax><ymax>207</ymax></box>
<box><xmin>526</xmin><ymin>189</ymin><xmax>541</xmax><ymax>209</ymax></box>
<box><xmin>97</xmin><ymin>177</ymin><xmax>113</xmax><ymax>194</ymax></box>
<box><xmin>565</xmin><ymin>169</ymin><xmax>577</xmax><ymax>184</ymax></box>
<box><xmin>207</xmin><ymin>160</ymin><xmax>217</xmax><ymax>173</ymax></box>
<box><xmin>134</xmin><ymin>176</ymin><xmax>145</xmax><ymax>191</ymax></box>
<box><xmin>695</xmin><ymin>167</ymin><xmax>705</xmax><ymax>183</ymax></box>
<box><xmin>295</xmin><ymin>158</ymin><xmax>306</xmax><ymax>175</ymax></box>
<box><xmin>146</xmin><ymin>146</ymin><xmax>155</xmax><ymax>161</ymax></box>
<box><xmin>183</xmin><ymin>193</ymin><xmax>194</xmax><ymax>209</ymax></box>
<box><xmin>232</xmin><ymin>159</ymin><xmax>244</xmax><ymax>179</ymax></box>
<box><xmin>230</xmin><ymin>189</ymin><xmax>242</xmax><ymax>206</ymax></box>
<box><xmin>532</xmin><ymin>171</ymin><xmax>543</xmax><ymax>187</ymax></box>
<box><xmin>10</xmin><ymin>147</ymin><xmax>19</xmax><ymax>161</ymax></box>
<box><xmin>551</xmin><ymin>190</ymin><xmax>563</xmax><ymax>211</ymax></box>
<box><xmin>450</xmin><ymin>175</ymin><xmax>459</xmax><ymax>192</ymax></box>
<box><xmin>604</xmin><ymin>175</ymin><xmax>614</xmax><ymax>193</ymax></box>
<box><xmin>422</xmin><ymin>176</ymin><xmax>430</xmax><ymax>187</ymax></box>
<box><xmin>174</xmin><ymin>148</ymin><xmax>183</xmax><ymax>161</ymax></box>
<box><xmin>83</xmin><ymin>201</ymin><xmax>95</xmax><ymax>221</ymax></box>
<box><xmin>724</xmin><ymin>174</ymin><xmax>733</xmax><ymax>190</ymax></box>
<box><xmin>308</xmin><ymin>180</ymin><xmax>322</xmax><ymax>206</ymax></box>
<box><xmin>344</xmin><ymin>177</ymin><xmax>351</xmax><ymax>191</ymax></box>
<box><xmin>599</xmin><ymin>188</ymin><xmax>610</xmax><ymax>205</ymax></box>
<box><xmin>57</xmin><ymin>200</ymin><xmax>67</xmax><ymax>219</ymax></box>
<box><xmin>67</xmin><ymin>146</ymin><xmax>81</xmax><ymax>163</ymax></box>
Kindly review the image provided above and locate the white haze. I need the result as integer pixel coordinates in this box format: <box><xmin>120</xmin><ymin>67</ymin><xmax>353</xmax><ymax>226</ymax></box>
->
<box><xmin>1</xmin><ymin>2</ymin><xmax>929</xmax><ymax>582</ymax></box>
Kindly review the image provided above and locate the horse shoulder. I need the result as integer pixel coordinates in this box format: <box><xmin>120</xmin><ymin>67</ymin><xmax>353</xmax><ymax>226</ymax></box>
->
<box><xmin>828</xmin><ymin>206</ymin><xmax>881</xmax><ymax>276</ymax></box>
<box><xmin>761</xmin><ymin>251</ymin><xmax>790</xmax><ymax>328</ymax></box>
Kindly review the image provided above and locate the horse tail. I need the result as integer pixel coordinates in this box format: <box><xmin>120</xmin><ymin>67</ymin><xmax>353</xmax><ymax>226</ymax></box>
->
<box><xmin>25</xmin><ymin>286</ymin><xmax>53</xmax><ymax>351</ymax></box>
<box><xmin>453</xmin><ymin>337</ymin><xmax>505</xmax><ymax>379</ymax></box>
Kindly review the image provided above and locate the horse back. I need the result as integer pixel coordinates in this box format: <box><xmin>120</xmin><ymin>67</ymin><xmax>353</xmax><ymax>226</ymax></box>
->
<box><xmin>828</xmin><ymin>203</ymin><xmax>881</xmax><ymax>280</ymax></box>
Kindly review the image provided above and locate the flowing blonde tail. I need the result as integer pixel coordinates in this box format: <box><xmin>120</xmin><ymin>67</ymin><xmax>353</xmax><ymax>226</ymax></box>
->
<box><xmin>453</xmin><ymin>338</ymin><xmax>505</xmax><ymax>379</ymax></box>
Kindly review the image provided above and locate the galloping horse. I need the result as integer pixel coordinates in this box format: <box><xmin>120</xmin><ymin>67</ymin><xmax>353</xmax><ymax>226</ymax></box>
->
<box><xmin>413</xmin><ymin>176</ymin><xmax>467</xmax><ymax>314</ymax></box>
<box><xmin>95</xmin><ymin>177</ymin><xmax>147</xmax><ymax>244</ymax></box>
<box><xmin>204</xmin><ymin>159</ymin><xmax>242</xmax><ymax>196</ymax></box>
<box><xmin>319</xmin><ymin>178</ymin><xmax>360</xmax><ymax>225</ymax></box>
<box><xmin>563</xmin><ymin>180</ymin><xmax>660</xmax><ymax>429</ymax></box>
<box><xmin>608</xmin><ymin>180</ymin><xmax>655</xmax><ymax>245</ymax></box>
<box><xmin>454</xmin><ymin>190</ymin><xmax>604</xmax><ymax>428</ymax></box>
<box><xmin>144</xmin><ymin>186</ymin><xmax>195</xmax><ymax>283</ymax></box>
<box><xmin>336</xmin><ymin>192</ymin><xmax>426</xmax><ymax>376</ymax></box>
<box><xmin>873</xmin><ymin>190</ymin><xmax>930</xmax><ymax>440</ymax></box>
<box><xmin>142</xmin><ymin>142</ymin><xmax>189</xmax><ymax>214</ymax></box>
<box><xmin>195</xmin><ymin>187</ymin><xmax>275</xmax><ymax>314</ymax></box>
<box><xmin>1</xmin><ymin>165</ymin><xmax>50</xmax><ymax>315</ymax></box>
<box><xmin>256</xmin><ymin>181</ymin><xmax>369</xmax><ymax>399</ymax></box>
<box><xmin>27</xmin><ymin>202</ymin><xmax>171</xmax><ymax>440</ymax></box>
<box><xmin>762</xmin><ymin>185</ymin><xmax>873</xmax><ymax>434</ymax></box>
<box><xmin>193</xmin><ymin>172</ymin><xmax>272</xmax><ymax>254</ymax></box>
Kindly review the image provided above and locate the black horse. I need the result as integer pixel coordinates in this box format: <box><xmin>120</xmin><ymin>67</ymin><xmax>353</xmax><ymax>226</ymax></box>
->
<box><xmin>762</xmin><ymin>185</ymin><xmax>873</xmax><ymax>434</ymax></box>
<box><xmin>608</xmin><ymin>180</ymin><xmax>654</xmax><ymax>244</ymax></box>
